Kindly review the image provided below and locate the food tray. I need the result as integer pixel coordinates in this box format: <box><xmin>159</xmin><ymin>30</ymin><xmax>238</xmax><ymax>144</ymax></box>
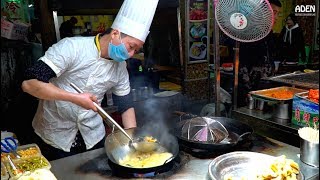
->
<box><xmin>1</xmin><ymin>163</ymin><xmax>9</xmax><ymax>180</ymax></box>
<box><xmin>249</xmin><ymin>86</ymin><xmax>307</xmax><ymax>102</ymax></box>
<box><xmin>208</xmin><ymin>151</ymin><xmax>304</xmax><ymax>180</ymax></box>
<box><xmin>16</xmin><ymin>143</ymin><xmax>42</xmax><ymax>159</ymax></box>
<box><xmin>5</xmin><ymin>155</ymin><xmax>51</xmax><ymax>179</ymax></box>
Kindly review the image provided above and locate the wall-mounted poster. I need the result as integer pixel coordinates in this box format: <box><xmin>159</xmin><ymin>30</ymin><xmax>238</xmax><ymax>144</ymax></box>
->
<box><xmin>190</xmin><ymin>22</ymin><xmax>207</xmax><ymax>41</ymax></box>
<box><xmin>187</xmin><ymin>0</ymin><xmax>209</xmax><ymax>64</ymax></box>
<box><xmin>189</xmin><ymin>0</ymin><xmax>208</xmax><ymax>22</ymax></box>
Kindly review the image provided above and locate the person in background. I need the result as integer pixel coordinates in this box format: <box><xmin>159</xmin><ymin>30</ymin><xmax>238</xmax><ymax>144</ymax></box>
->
<box><xmin>21</xmin><ymin>0</ymin><xmax>159</xmax><ymax>160</ymax></box>
<box><xmin>237</xmin><ymin>0</ymin><xmax>282</xmax><ymax>107</ymax></box>
<box><xmin>278</xmin><ymin>13</ymin><xmax>306</xmax><ymax>63</ymax></box>
<box><xmin>59</xmin><ymin>16</ymin><xmax>78</xmax><ymax>39</ymax></box>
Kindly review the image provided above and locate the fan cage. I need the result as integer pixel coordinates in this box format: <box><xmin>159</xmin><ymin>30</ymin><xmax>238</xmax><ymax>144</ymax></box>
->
<box><xmin>215</xmin><ymin>0</ymin><xmax>274</xmax><ymax>43</ymax></box>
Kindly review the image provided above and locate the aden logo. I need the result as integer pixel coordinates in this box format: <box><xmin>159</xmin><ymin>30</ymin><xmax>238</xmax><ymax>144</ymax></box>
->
<box><xmin>295</xmin><ymin>5</ymin><xmax>316</xmax><ymax>16</ymax></box>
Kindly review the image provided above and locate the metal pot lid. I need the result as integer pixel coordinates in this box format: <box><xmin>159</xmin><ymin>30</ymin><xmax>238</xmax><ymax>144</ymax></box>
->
<box><xmin>175</xmin><ymin>115</ymin><xmax>253</xmax><ymax>146</ymax></box>
<box><xmin>179</xmin><ymin>116</ymin><xmax>229</xmax><ymax>143</ymax></box>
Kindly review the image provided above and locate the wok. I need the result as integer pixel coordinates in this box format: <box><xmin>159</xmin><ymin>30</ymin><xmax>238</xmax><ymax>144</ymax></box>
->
<box><xmin>105</xmin><ymin>127</ymin><xmax>179</xmax><ymax>177</ymax></box>
<box><xmin>174</xmin><ymin>116</ymin><xmax>253</xmax><ymax>151</ymax></box>
<box><xmin>70</xmin><ymin>83</ymin><xmax>160</xmax><ymax>153</ymax></box>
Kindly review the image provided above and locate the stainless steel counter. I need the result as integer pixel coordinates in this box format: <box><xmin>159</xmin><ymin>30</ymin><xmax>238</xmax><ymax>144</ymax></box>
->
<box><xmin>50</xmin><ymin>135</ymin><xmax>319</xmax><ymax>180</ymax></box>
<box><xmin>263</xmin><ymin>71</ymin><xmax>319</xmax><ymax>89</ymax></box>
<box><xmin>232</xmin><ymin>107</ymin><xmax>302</xmax><ymax>147</ymax></box>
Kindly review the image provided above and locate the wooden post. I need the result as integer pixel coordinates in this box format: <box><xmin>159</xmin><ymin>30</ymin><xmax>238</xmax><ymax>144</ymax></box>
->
<box><xmin>34</xmin><ymin>0</ymin><xmax>57</xmax><ymax>51</ymax></box>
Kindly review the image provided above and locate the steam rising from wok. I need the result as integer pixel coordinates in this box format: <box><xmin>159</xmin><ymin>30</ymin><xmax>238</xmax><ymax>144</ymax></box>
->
<box><xmin>135</xmin><ymin>98</ymin><xmax>179</xmax><ymax>153</ymax></box>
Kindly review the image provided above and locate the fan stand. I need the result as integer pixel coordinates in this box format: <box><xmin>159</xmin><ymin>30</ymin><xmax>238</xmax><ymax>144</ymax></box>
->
<box><xmin>213</xmin><ymin>0</ymin><xmax>274</xmax><ymax>111</ymax></box>
<box><xmin>212</xmin><ymin>2</ymin><xmax>242</xmax><ymax>112</ymax></box>
<box><xmin>213</xmin><ymin>6</ymin><xmax>221</xmax><ymax>116</ymax></box>
<box><xmin>233</xmin><ymin>42</ymin><xmax>240</xmax><ymax>110</ymax></box>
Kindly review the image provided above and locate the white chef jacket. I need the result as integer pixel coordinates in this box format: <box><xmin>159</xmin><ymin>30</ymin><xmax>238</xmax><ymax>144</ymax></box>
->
<box><xmin>32</xmin><ymin>37</ymin><xmax>130</xmax><ymax>152</ymax></box>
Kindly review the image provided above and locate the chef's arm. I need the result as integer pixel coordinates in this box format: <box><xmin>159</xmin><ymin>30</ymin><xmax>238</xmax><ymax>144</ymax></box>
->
<box><xmin>112</xmin><ymin>93</ymin><xmax>137</xmax><ymax>128</ymax></box>
<box><xmin>121</xmin><ymin>108</ymin><xmax>137</xmax><ymax>128</ymax></box>
<box><xmin>21</xmin><ymin>61</ymin><xmax>97</xmax><ymax>111</ymax></box>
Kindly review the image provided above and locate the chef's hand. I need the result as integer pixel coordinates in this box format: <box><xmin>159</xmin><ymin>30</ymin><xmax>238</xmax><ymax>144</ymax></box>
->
<box><xmin>74</xmin><ymin>93</ymin><xmax>98</xmax><ymax>112</ymax></box>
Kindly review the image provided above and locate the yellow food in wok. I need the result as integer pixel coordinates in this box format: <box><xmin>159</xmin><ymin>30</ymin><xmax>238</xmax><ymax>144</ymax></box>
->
<box><xmin>144</xmin><ymin>136</ymin><xmax>157</xmax><ymax>143</ymax></box>
<box><xmin>119</xmin><ymin>151</ymin><xmax>173</xmax><ymax>168</ymax></box>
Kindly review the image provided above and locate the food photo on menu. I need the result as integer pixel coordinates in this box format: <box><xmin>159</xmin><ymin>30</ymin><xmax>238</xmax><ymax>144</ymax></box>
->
<box><xmin>189</xmin><ymin>42</ymin><xmax>207</xmax><ymax>60</ymax></box>
<box><xmin>190</xmin><ymin>23</ymin><xmax>206</xmax><ymax>40</ymax></box>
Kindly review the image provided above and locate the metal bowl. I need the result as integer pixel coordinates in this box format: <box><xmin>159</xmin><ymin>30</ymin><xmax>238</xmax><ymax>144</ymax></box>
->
<box><xmin>208</xmin><ymin>151</ymin><xmax>304</xmax><ymax>180</ymax></box>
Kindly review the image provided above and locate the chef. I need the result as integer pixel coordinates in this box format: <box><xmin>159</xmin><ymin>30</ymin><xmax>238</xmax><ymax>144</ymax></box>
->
<box><xmin>21</xmin><ymin>0</ymin><xmax>159</xmax><ymax>160</ymax></box>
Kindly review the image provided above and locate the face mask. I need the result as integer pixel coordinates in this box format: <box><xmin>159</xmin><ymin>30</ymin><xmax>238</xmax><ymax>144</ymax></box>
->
<box><xmin>108</xmin><ymin>36</ymin><xmax>130</xmax><ymax>62</ymax></box>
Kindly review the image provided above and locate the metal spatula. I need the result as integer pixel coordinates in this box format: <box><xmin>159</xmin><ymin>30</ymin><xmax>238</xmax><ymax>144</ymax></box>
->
<box><xmin>70</xmin><ymin>83</ymin><xmax>132</xmax><ymax>140</ymax></box>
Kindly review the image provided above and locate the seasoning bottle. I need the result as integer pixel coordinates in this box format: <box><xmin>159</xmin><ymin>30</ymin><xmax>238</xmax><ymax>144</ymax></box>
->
<box><xmin>256</xmin><ymin>100</ymin><xmax>264</xmax><ymax>111</ymax></box>
<box><xmin>106</xmin><ymin>90</ymin><xmax>113</xmax><ymax>106</ymax></box>
<box><xmin>148</xmin><ymin>86</ymin><xmax>154</xmax><ymax>98</ymax></box>
<box><xmin>142</xmin><ymin>86</ymin><xmax>148</xmax><ymax>99</ymax></box>
<box><xmin>132</xmin><ymin>89</ymin><xmax>137</xmax><ymax>101</ymax></box>
<box><xmin>247</xmin><ymin>94</ymin><xmax>254</xmax><ymax>110</ymax></box>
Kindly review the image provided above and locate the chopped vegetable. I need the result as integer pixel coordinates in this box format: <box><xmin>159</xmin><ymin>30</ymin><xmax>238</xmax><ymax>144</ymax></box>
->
<box><xmin>308</xmin><ymin>89</ymin><xmax>319</xmax><ymax>103</ymax></box>
<box><xmin>17</xmin><ymin>147</ymin><xmax>39</xmax><ymax>158</ymax></box>
<box><xmin>9</xmin><ymin>157</ymin><xmax>49</xmax><ymax>175</ymax></box>
<box><xmin>256</xmin><ymin>155</ymin><xmax>300</xmax><ymax>180</ymax></box>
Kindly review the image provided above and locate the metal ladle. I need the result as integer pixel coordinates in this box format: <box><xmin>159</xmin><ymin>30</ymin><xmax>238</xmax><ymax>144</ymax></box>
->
<box><xmin>70</xmin><ymin>83</ymin><xmax>159</xmax><ymax>153</ymax></box>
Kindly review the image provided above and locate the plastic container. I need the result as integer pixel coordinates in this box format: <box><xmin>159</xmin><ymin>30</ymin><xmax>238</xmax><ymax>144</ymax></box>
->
<box><xmin>292</xmin><ymin>92</ymin><xmax>319</xmax><ymax>127</ymax></box>
<box><xmin>10</xmin><ymin>169</ymin><xmax>58</xmax><ymax>180</ymax></box>
<box><xmin>3</xmin><ymin>144</ymin><xmax>42</xmax><ymax>162</ymax></box>
<box><xmin>5</xmin><ymin>155</ymin><xmax>51</xmax><ymax>178</ymax></box>
<box><xmin>1</xmin><ymin>163</ymin><xmax>9</xmax><ymax>180</ymax></box>
<box><xmin>16</xmin><ymin>143</ymin><xmax>42</xmax><ymax>159</ymax></box>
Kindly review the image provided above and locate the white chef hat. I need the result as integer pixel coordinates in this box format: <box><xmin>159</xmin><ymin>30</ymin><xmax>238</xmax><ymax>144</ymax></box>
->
<box><xmin>111</xmin><ymin>0</ymin><xmax>159</xmax><ymax>42</ymax></box>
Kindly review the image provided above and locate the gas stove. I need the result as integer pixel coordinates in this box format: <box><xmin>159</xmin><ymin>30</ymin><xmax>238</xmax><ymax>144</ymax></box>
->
<box><xmin>107</xmin><ymin>151</ymin><xmax>192</xmax><ymax>178</ymax></box>
<box><xmin>178</xmin><ymin>139</ymin><xmax>254</xmax><ymax>159</ymax></box>
<box><xmin>106</xmin><ymin>139</ymin><xmax>253</xmax><ymax>179</ymax></box>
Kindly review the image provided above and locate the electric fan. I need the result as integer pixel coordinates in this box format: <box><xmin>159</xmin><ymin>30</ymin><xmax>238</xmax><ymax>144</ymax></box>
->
<box><xmin>215</xmin><ymin>0</ymin><xmax>274</xmax><ymax>42</ymax></box>
<box><xmin>213</xmin><ymin>0</ymin><xmax>274</xmax><ymax>109</ymax></box>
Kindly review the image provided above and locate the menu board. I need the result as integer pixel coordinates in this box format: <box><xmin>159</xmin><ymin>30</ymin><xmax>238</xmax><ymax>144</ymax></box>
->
<box><xmin>1</xmin><ymin>0</ymin><xmax>29</xmax><ymax>22</ymax></box>
<box><xmin>187</xmin><ymin>0</ymin><xmax>209</xmax><ymax>64</ymax></box>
